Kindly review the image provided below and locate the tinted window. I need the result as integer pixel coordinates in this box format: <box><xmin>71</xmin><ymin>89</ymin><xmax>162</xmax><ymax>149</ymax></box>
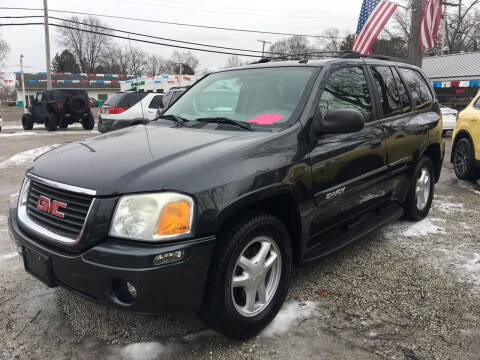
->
<box><xmin>474</xmin><ymin>98</ymin><xmax>480</xmax><ymax>108</ymax></box>
<box><xmin>149</xmin><ymin>95</ymin><xmax>164</xmax><ymax>109</ymax></box>
<box><xmin>162</xmin><ymin>92</ymin><xmax>173</xmax><ymax>108</ymax></box>
<box><xmin>319</xmin><ymin>66</ymin><xmax>373</xmax><ymax>122</ymax></box>
<box><xmin>371</xmin><ymin>66</ymin><xmax>402</xmax><ymax>118</ymax></box>
<box><xmin>170</xmin><ymin>90</ymin><xmax>184</xmax><ymax>104</ymax></box>
<box><xmin>392</xmin><ymin>68</ymin><xmax>410</xmax><ymax>112</ymax></box>
<box><xmin>398</xmin><ymin>68</ymin><xmax>433</xmax><ymax>110</ymax></box>
<box><xmin>106</xmin><ymin>93</ymin><xmax>147</xmax><ymax>107</ymax></box>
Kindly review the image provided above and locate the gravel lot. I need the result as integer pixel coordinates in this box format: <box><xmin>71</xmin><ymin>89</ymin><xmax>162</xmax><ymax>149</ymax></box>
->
<box><xmin>1</xmin><ymin>107</ymin><xmax>480</xmax><ymax>359</ymax></box>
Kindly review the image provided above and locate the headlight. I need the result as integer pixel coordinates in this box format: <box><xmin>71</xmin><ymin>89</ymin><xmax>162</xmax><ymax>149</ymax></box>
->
<box><xmin>18</xmin><ymin>177</ymin><xmax>31</xmax><ymax>209</ymax></box>
<box><xmin>109</xmin><ymin>192</ymin><xmax>194</xmax><ymax>241</ymax></box>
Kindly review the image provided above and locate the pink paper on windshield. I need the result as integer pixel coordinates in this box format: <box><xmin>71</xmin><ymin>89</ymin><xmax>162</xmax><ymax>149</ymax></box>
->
<box><xmin>247</xmin><ymin>113</ymin><xmax>284</xmax><ymax>125</ymax></box>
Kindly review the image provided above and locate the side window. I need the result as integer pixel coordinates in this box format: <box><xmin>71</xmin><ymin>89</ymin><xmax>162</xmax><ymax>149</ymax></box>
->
<box><xmin>319</xmin><ymin>66</ymin><xmax>373</xmax><ymax>123</ymax></box>
<box><xmin>392</xmin><ymin>68</ymin><xmax>410</xmax><ymax>112</ymax></box>
<box><xmin>149</xmin><ymin>95</ymin><xmax>164</xmax><ymax>109</ymax></box>
<box><xmin>162</xmin><ymin>93</ymin><xmax>173</xmax><ymax>108</ymax></box>
<box><xmin>371</xmin><ymin>66</ymin><xmax>402</xmax><ymax>118</ymax></box>
<box><xmin>398</xmin><ymin>68</ymin><xmax>433</xmax><ymax>111</ymax></box>
<box><xmin>474</xmin><ymin>98</ymin><xmax>480</xmax><ymax>109</ymax></box>
<box><xmin>36</xmin><ymin>93</ymin><xmax>43</xmax><ymax>102</ymax></box>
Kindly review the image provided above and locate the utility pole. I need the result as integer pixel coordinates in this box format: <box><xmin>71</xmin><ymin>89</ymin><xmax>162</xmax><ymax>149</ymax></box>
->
<box><xmin>408</xmin><ymin>0</ymin><xmax>427</xmax><ymax>67</ymax></box>
<box><xmin>178</xmin><ymin>62</ymin><xmax>183</xmax><ymax>87</ymax></box>
<box><xmin>20</xmin><ymin>55</ymin><xmax>26</xmax><ymax>114</ymax></box>
<box><xmin>258</xmin><ymin>40</ymin><xmax>272</xmax><ymax>58</ymax></box>
<box><xmin>43</xmin><ymin>0</ymin><xmax>52</xmax><ymax>89</ymax></box>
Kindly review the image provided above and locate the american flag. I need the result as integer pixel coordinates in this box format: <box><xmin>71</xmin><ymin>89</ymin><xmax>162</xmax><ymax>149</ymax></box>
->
<box><xmin>352</xmin><ymin>0</ymin><xmax>398</xmax><ymax>54</ymax></box>
<box><xmin>420</xmin><ymin>0</ymin><xmax>443</xmax><ymax>50</ymax></box>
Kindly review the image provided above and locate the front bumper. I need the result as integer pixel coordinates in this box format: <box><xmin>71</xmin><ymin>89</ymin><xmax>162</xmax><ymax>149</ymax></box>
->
<box><xmin>8</xmin><ymin>206</ymin><xmax>216</xmax><ymax>313</ymax></box>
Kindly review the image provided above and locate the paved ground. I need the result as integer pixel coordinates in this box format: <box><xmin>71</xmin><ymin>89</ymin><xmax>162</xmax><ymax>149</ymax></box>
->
<box><xmin>1</xmin><ymin>107</ymin><xmax>480</xmax><ymax>359</ymax></box>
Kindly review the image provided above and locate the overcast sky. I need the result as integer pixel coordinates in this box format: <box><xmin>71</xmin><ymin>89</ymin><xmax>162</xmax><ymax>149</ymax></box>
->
<box><xmin>1</xmin><ymin>0</ymin><xmax>395</xmax><ymax>74</ymax></box>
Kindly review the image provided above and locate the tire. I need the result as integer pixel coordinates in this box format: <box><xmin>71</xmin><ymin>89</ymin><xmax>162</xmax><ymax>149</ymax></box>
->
<box><xmin>21</xmin><ymin>114</ymin><xmax>34</xmax><ymax>130</ymax></box>
<box><xmin>81</xmin><ymin>112</ymin><xmax>95</xmax><ymax>130</ymax></box>
<box><xmin>200</xmin><ymin>212</ymin><xmax>292</xmax><ymax>339</ymax></box>
<box><xmin>66</xmin><ymin>96</ymin><xmax>88</xmax><ymax>114</ymax></box>
<box><xmin>58</xmin><ymin>118</ymin><xmax>68</xmax><ymax>129</ymax></box>
<box><xmin>403</xmin><ymin>156</ymin><xmax>435</xmax><ymax>220</ymax></box>
<box><xmin>452</xmin><ymin>138</ymin><xmax>479</xmax><ymax>181</ymax></box>
<box><xmin>44</xmin><ymin>112</ymin><xmax>58</xmax><ymax>131</ymax></box>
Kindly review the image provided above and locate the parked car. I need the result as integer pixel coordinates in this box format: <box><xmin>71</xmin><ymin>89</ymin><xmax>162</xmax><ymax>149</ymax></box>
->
<box><xmin>162</xmin><ymin>87</ymin><xmax>186</xmax><ymax>108</ymax></box>
<box><xmin>98</xmin><ymin>92</ymin><xmax>163</xmax><ymax>132</ymax></box>
<box><xmin>440</xmin><ymin>105</ymin><xmax>458</xmax><ymax>135</ymax></box>
<box><xmin>9</xmin><ymin>54</ymin><xmax>444</xmax><ymax>339</ymax></box>
<box><xmin>451</xmin><ymin>91</ymin><xmax>480</xmax><ymax>180</ymax></box>
<box><xmin>21</xmin><ymin>89</ymin><xmax>94</xmax><ymax>131</ymax></box>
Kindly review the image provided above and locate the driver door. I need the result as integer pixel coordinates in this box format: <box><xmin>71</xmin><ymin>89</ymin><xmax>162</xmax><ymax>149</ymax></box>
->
<box><xmin>31</xmin><ymin>92</ymin><xmax>46</xmax><ymax>120</ymax></box>
<box><xmin>308</xmin><ymin>65</ymin><xmax>388</xmax><ymax>246</ymax></box>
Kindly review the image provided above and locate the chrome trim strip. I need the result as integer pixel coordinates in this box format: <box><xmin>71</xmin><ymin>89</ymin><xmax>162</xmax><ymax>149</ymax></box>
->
<box><xmin>27</xmin><ymin>173</ymin><xmax>97</xmax><ymax>196</ymax></box>
<box><xmin>17</xmin><ymin>175</ymin><xmax>96</xmax><ymax>245</ymax></box>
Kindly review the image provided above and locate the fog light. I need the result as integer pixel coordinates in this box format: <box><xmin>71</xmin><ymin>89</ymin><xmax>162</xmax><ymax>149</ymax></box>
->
<box><xmin>126</xmin><ymin>282</ymin><xmax>137</xmax><ymax>298</ymax></box>
<box><xmin>153</xmin><ymin>250</ymin><xmax>184</xmax><ymax>265</ymax></box>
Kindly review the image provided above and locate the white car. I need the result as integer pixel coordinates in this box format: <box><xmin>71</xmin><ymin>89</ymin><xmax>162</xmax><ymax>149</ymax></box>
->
<box><xmin>440</xmin><ymin>105</ymin><xmax>458</xmax><ymax>134</ymax></box>
<box><xmin>98</xmin><ymin>92</ymin><xmax>164</xmax><ymax>132</ymax></box>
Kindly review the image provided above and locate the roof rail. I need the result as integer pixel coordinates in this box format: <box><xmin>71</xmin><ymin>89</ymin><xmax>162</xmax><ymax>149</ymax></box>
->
<box><xmin>341</xmin><ymin>51</ymin><xmax>411</xmax><ymax>64</ymax></box>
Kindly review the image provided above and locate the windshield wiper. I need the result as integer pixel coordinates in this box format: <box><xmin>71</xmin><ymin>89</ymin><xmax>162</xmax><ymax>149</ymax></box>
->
<box><xmin>157</xmin><ymin>114</ymin><xmax>188</xmax><ymax>127</ymax></box>
<box><xmin>194</xmin><ymin>117</ymin><xmax>253</xmax><ymax>131</ymax></box>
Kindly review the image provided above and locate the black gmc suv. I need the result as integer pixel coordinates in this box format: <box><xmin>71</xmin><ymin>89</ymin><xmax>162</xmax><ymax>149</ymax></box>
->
<box><xmin>22</xmin><ymin>89</ymin><xmax>95</xmax><ymax>131</ymax></box>
<box><xmin>8</xmin><ymin>54</ymin><xmax>444</xmax><ymax>339</ymax></box>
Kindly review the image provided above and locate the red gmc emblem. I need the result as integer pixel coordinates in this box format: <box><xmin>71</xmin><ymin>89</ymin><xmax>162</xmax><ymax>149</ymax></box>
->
<box><xmin>36</xmin><ymin>195</ymin><xmax>67</xmax><ymax>218</ymax></box>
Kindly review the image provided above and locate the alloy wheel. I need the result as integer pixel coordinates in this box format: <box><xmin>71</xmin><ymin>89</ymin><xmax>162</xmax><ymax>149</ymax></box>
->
<box><xmin>230</xmin><ymin>236</ymin><xmax>282</xmax><ymax>317</ymax></box>
<box><xmin>415</xmin><ymin>167</ymin><xmax>431</xmax><ymax>210</ymax></box>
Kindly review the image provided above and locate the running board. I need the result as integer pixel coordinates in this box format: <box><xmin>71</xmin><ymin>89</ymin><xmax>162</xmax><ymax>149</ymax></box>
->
<box><xmin>301</xmin><ymin>204</ymin><xmax>404</xmax><ymax>265</ymax></box>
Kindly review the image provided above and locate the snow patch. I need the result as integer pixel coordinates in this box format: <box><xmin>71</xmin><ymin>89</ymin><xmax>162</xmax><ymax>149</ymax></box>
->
<box><xmin>261</xmin><ymin>301</ymin><xmax>317</xmax><ymax>337</ymax></box>
<box><xmin>119</xmin><ymin>341</ymin><xmax>175</xmax><ymax>360</ymax></box>
<box><xmin>403</xmin><ymin>219</ymin><xmax>445</xmax><ymax>237</ymax></box>
<box><xmin>459</xmin><ymin>254</ymin><xmax>480</xmax><ymax>288</ymax></box>
<box><xmin>436</xmin><ymin>201</ymin><xmax>465</xmax><ymax>214</ymax></box>
<box><xmin>0</xmin><ymin>145</ymin><xmax>60</xmax><ymax>168</ymax></box>
<box><xmin>0</xmin><ymin>252</ymin><xmax>19</xmax><ymax>262</ymax></box>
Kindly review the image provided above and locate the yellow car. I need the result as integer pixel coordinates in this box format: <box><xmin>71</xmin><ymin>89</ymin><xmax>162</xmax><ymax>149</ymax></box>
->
<box><xmin>452</xmin><ymin>91</ymin><xmax>480</xmax><ymax>180</ymax></box>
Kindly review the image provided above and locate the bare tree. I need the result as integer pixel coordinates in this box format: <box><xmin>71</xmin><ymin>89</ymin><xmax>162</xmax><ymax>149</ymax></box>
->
<box><xmin>269</xmin><ymin>35</ymin><xmax>311</xmax><ymax>57</ymax></box>
<box><xmin>146</xmin><ymin>54</ymin><xmax>166</xmax><ymax>75</ymax></box>
<box><xmin>445</xmin><ymin>0</ymin><xmax>480</xmax><ymax>53</ymax></box>
<box><xmin>317</xmin><ymin>28</ymin><xmax>342</xmax><ymax>51</ymax></box>
<box><xmin>225</xmin><ymin>55</ymin><xmax>243</xmax><ymax>68</ymax></box>
<box><xmin>170</xmin><ymin>50</ymin><xmax>200</xmax><ymax>72</ymax></box>
<box><xmin>0</xmin><ymin>83</ymin><xmax>15</xmax><ymax>103</ymax></box>
<box><xmin>128</xmin><ymin>46</ymin><xmax>147</xmax><ymax>74</ymax></box>
<box><xmin>57</xmin><ymin>16</ymin><xmax>111</xmax><ymax>73</ymax></box>
<box><xmin>0</xmin><ymin>35</ymin><xmax>9</xmax><ymax>66</ymax></box>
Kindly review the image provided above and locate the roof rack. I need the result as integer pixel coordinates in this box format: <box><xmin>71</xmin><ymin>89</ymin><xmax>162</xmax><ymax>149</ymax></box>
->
<box><xmin>250</xmin><ymin>50</ymin><xmax>411</xmax><ymax>65</ymax></box>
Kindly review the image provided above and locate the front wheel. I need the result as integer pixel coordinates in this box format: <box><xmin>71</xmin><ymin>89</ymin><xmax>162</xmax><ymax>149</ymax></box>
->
<box><xmin>403</xmin><ymin>156</ymin><xmax>435</xmax><ymax>220</ymax></box>
<box><xmin>22</xmin><ymin>114</ymin><xmax>34</xmax><ymax>130</ymax></box>
<box><xmin>81</xmin><ymin>113</ymin><xmax>95</xmax><ymax>130</ymax></box>
<box><xmin>200</xmin><ymin>212</ymin><xmax>292</xmax><ymax>339</ymax></box>
<box><xmin>453</xmin><ymin>138</ymin><xmax>479</xmax><ymax>181</ymax></box>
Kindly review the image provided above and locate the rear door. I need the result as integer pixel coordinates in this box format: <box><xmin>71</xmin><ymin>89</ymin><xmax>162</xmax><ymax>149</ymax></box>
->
<box><xmin>377</xmin><ymin>65</ymin><xmax>438</xmax><ymax>200</ymax></box>
<box><xmin>309</xmin><ymin>64</ymin><xmax>388</xmax><ymax>246</ymax></box>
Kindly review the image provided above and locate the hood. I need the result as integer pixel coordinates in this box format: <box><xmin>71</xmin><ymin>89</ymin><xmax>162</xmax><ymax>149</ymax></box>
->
<box><xmin>30</xmin><ymin>123</ymin><xmax>267</xmax><ymax>195</ymax></box>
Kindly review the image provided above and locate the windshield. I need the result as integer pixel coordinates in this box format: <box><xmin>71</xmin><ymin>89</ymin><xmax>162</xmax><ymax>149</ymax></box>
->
<box><xmin>163</xmin><ymin>67</ymin><xmax>316</xmax><ymax>131</ymax></box>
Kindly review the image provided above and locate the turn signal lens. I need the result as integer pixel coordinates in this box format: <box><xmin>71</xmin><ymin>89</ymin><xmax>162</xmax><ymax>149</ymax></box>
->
<box><xmin>158</xmin><ymin>201</ymin><xmax>191</xmax><ymax>236</ymax></box>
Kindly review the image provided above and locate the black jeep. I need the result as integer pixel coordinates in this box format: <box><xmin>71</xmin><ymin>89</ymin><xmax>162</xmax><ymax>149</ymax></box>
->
<box><xmin>21</xmin><ymin>89</ymin><xmax>95</xmax><ymax>131</ymax></box>
<box><xmin>9</xmin><ymin>54</ymin><xmax>444</xmax><ymax>339</ymax></box>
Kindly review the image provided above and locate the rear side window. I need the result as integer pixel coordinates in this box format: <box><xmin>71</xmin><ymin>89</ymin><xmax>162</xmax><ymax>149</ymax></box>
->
<box><xmin>398</xmin><ymin>68</ymin><xmax>433</xmax><ymax>111</ymax></box>
<box><xmin>474</xmin><ymin>98</ymin><xmax>480</xmax><ymax>108</ymax></box>
<box><xmin>148</xmin><ymin>95</ymin><xmax>164</xmax><ymax>109</ymax></box>
<box><xmin>107</xmin><ymin>93</ymin><xmax>147</xmax><ymax>107</ymax></box>
<box><xmin>319</xmin><ymin>66</ymin><xmax>373</xmax><ymax>122</ymax></box>
<box><xmin>162</xmin><ymin>92</ymin><xmax>174</xmax><ymax>108</ymax></box>
<box><xmin>371</xmin><ymin>66</ymin><xmax>403</xmax><ymax>118</ymax></box>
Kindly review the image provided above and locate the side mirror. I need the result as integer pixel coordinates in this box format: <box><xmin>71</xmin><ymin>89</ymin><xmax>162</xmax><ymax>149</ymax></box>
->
<box><xmin>312</xmin><ymin>109</ymin><xmax>365</xmax><ymax>136</ymax></box>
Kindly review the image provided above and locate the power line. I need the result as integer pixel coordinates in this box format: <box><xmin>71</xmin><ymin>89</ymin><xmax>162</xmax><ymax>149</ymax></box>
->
<box><xmin>49</xmin><ymin>16</ymin><xmax>287</xmax><ymax>56</ymax></box>
<box><xmin>0</xmin><ymin>7</ymin><xmax>346</xmax><ymax>39</ymax></box>
<box><xmin>0</xmin><ymin>22</ymin><xmax>264</xmax><ymax>57</ymax></box>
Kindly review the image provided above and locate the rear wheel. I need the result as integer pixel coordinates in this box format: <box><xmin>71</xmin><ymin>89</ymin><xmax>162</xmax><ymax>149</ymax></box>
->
<box><xmin>403</xmin><ymin>156</ymin><xmax>435</xmax><ymax>221</ymax></box>
<box><xmin>44</xmin><ymin>112</ymin><xmax>57</xmax><ymax>131</ymax></box>
<box><xmin>81</xmin><ymin>112</ymin><xmax>95</xmax><ymax>130</ymax></box>
<box><xmin>200</xmin><ymin>212</ymin><xmax>292</xmax><ymax>339</ymax></box>
<box><xmin>58</xmin><ymin>118</ymin><xmax>69</xmax><ymax>129</ymax></box>
<box><xmin>453</xmin><ymin>138</ymin><xmax>479</xmax><ymax>181</ymax></box>
<box><xmin>22</xmin><ymin>114</ymin><xmax>34</xmax><ymax>130</ymax></box>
